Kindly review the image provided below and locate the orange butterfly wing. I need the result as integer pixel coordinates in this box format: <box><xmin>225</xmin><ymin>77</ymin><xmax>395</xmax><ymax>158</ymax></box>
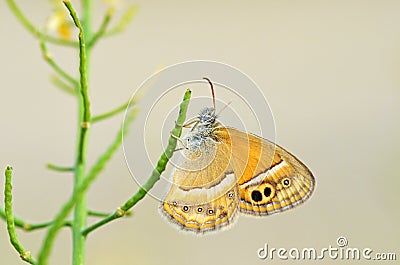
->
<box><xmin>215</xmin><ymin>127</ymin><xmax>315</xmax><ymax>216</ymax></box>
<box><xmin>160</xmin><ymin>131</ymin><xmax>240</xmax><ymax>233</ymax></box>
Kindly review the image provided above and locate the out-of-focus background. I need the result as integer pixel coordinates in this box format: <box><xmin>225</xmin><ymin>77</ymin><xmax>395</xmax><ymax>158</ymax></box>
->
<box><xmin>1</xmin><ymin>1</ymin><xmax>399</xmax><ymax>264</ymax></box>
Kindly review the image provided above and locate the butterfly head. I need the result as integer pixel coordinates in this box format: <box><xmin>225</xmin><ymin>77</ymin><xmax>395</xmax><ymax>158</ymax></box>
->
<box><xmin>197</xmin><ymin>78</ymin><xmax>218</xmax><ymax>127</ymax></box>
<box><xmin>181</xmin><ymin>107</ymin><xmax>218</xmax><ymax>156</ymax></box>
<box><xmin>181</xmin><ymin>79</ymin><xmax>220</xmax><ymax>154</ymax></box>
<box><xmin>198</xmin><ymin>107</ymin><xmax>217</xmax><ymax>126</ymax></box>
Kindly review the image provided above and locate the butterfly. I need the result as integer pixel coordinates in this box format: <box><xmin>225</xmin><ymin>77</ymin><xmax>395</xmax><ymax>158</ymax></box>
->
<box><xmin>160</xmin><ymin>78</ymin><xmax>315</xmax><ymax>234</ymax></box>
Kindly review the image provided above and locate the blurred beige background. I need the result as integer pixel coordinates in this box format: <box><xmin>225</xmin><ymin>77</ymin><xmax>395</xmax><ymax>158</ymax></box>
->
<box><xmin>1</xmin><ymin>0</ymin><xmax>399</xmax><ymax>264</ymax></box>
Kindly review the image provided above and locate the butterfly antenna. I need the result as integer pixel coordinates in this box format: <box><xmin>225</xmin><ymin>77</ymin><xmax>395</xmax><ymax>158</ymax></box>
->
<box><xmin>216</xmin><ymin>101</ymin><xmax>232</xmax><ymax>116</ymax></box>
<box><xmin>203</xmin><ymin>77</ymin><xmax>216</xmax><ymax>114</ymax></box>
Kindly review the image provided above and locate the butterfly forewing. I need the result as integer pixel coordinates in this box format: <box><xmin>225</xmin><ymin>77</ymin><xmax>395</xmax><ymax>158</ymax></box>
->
<box><xmin>160</xmin><ymin>134</ymin><xmax>240</xmax><ymax>233</ymax></box>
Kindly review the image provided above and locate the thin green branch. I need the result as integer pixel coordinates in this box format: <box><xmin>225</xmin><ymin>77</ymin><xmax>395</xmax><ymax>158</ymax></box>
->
<box><xmin>85</xmin><ymin>108</ymin><xmax>139</xmax><ymax>183</ymax></box>
<box><xmin>63</xmin><ymin>2</ymin><xmax>92</xmax><ymax>265</ymax></box>
<box><xmin>81</xmin><ymin>0</ymin><xmax>93</xmax><ymax>40</ymax></box>
<box><xmin>104</xmin><ymin>5</ymin><xmax>139</xmax><ymax>37</ymax></box>
<box><xmin>38</xmin><ymin>191</ymin><xmax>82</xmax><ymax>264</ymax></box>
<box><xmin>0</xmin><ymin>206</ymin><xmax>72</xmax><ymax>231</ymax></box>
<box><xmin>87</xmin><ymin>210</ymin><xmax>109</xmax><ymax>218</ymax></box>
<box><xmin>4</xmin><ymin>166</ymin><xmax>37</xmax><ymax>264</ymax></box>
<box><xmin>91</xmin><ymin>100</ymin><xmax>132</xmax><ymax>123</ymax></box>
<box><xmin>50</xmin><ymin>75</ymin><xmax>78</xmax><ymax>96</ymax></box>
<box><xmin>87</xmin><ymin>210</ymin><xmax>111</xmax><ymax>218</ymax></box>
<box><xmin>46</xmin><ymin>163</ymin><xmax>74</xmax><ymax>172</ymax></box>
<box><xmin>37</xmin><ymin>108</ymin><xmax>139</xmax><ymax>264</ymax></box>
<box><xmin>82</xmin><ymin>89</ymin><xmax>191</xmax><ymax>236</ymax></box>
<box><xmin>64</xmin><ymin>0</ymin><xmax>91</xmax><ymax>124</ymax></box>
<box><xmin>5</xmin><ymin>0</ymin><xmax>77</xmax><ymax>47</ymax></box>
<box><xmin>37</xmin><ymin>2</ymin><xmax>93</xmax><ymax>265</ymax></box>
<box><xmin>40</xmin><ymin>38</ymin><xmax>79</xmax><ymax>87</ymax></box>
<box><xmin>22</xmin><ymin>220</ymin><xmax>72</xmax><ymax>231</ymax></box>
<box><xmin>88</xmin><ymin>8</ymin><xmax>114</xmax><ymax>48</ymax></box>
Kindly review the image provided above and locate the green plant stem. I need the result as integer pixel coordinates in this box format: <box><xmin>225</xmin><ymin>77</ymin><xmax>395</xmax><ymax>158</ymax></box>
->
<box><xmin>5</xmin><ymin>1</ymin><xmax>140</xmax><ymax>264</ymax></box>
<box><xmin>40</xmin><ymin>38</ymin><xmax>79</xmax><ymax>87</ymax></box>
<box><xmin>87</xmin><ymin>210</ymin><xmax>111</xmax><ymax>218</ymax></box>
<box><xmin>63</xmin><ymin>1</ymin><xmax>93</xmax><ymax>264</ymax></box>
<box><xmin>4</xmin><ymin>166</ymin><xmax>37</xmax><ymax>264</ymax></box>
<box><xmin>82</xmin><ymin>89</ymin><xmax>191</xmax><ymax>236</ymax></box>
<box><xmin>91</xmin><ymin>100</ymin><xmax>132</xmax><ymax>123</ymax></box>
<box><xmin>0</xmin><ymin>207</ymin><xmax>72</xmax><ymax>231</ymax></box>
<box><xmin>46</xmin><ymin>163</ymin><xmax>74</xmax><ymax>172</ymax></box>
<box><xmin>66</xmin><ymin>2</ymin><xmax>91</xmax><ymax>124</ymax></box>
<box><xmin>50</xmin><ymin>75</ymin><xmax>78</xmax><ymax>96</ymax></box>
<box><xmin>37</xmin><ymin>108</ymin><xmax>139</xmax><ymax>265</ymax></box>
<box><xmin>38</xmin><ymin>191</ymin><xmax>83</xmax><ymax>264</ymax></box>
<box><xmin>84</xmin><ymin>109</ymin><xmax>139</xmax><ymax>185</ymax></box>
<box><xmin>5</xmin><ymin>0</ymin><xmax>77</xmax><ymax>47</ymax></box>
<box><xmin>104</xmin><ymin>5</ymin><xmax>139</xmax><ymax>37</ymax></box>
<box><xmin>88</xmin><ymin>8</ymin><xmax>114</xmax><ymax>48</ymax></box>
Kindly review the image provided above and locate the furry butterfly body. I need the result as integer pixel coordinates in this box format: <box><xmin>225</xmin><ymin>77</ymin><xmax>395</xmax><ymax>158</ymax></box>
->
<box><xmin>160</xmin><ymin>82</ymin><xmax>315</xmax><ymax>234</ymax></box>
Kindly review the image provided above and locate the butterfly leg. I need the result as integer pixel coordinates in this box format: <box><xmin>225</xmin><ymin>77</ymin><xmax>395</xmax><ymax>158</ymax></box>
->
<box><xmin>172</xmin><ymin>147</ymin><xmax>185</xmax><ymax>153</ymax></box>
<box><xmin>175</xmin><ymin>117</ymin><xmax>199</xmax><ymax>128</ymax></box>
<box><xmin>169</xmin><ymin>131</ymin><xmax>188</xmax><ymax>150</ymax></box>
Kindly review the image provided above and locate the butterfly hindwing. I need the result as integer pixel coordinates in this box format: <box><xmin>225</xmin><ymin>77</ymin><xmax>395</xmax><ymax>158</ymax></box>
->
<box><xmin>161</xmin><ymin>184</ymin><xmax>239</xmax><ymax>233</ymax></box>
<box><xmin>222</xmin><ymin>127</ymin><xmax>315</xmax><ymax>216</ymax></box>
